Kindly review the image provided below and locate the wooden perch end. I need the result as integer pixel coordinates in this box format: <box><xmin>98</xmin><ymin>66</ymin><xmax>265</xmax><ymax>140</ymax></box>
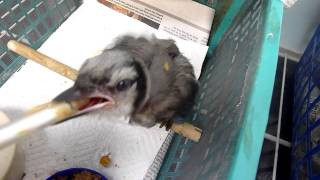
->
<box><xmin>171</xmin><ymin>122</ymin><xmax>202</xmax><ymax>142</ymax></box>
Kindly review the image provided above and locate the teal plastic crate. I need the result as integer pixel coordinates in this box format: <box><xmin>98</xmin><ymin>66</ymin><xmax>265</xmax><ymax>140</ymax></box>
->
<box><xmin>159</xmin><ymin>0</ymin><xmax>283</xmax><ymax>179</ymax></box>
<box><xmin>0</xmin><ymin>0</ymin><xmax>283</xmax><ymax>179</ymax></box>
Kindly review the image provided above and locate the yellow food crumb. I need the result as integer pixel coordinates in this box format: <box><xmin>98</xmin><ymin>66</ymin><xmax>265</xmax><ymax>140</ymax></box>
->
<box><xmin>163</xmin><ymin>62</ymin><xmax>170</xmax><ymax>72</ymax></box>
<box><xmin>100</xmin><ymin>155</ymin><xmax>111</xmax><ymax>167</ymax></box>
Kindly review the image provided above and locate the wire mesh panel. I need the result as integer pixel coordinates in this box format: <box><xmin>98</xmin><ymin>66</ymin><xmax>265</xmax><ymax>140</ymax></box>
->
<box><xmin>158</xmin><ymin>0</ymin><xmax>283</xmax><ymax>179</ymax></box>
<box><xmin>292</xmin><ymin>25</ymin><xmax>320</xmax><ymax>180</ymax></box>
<box><xmin>0</xmin><ymin>0</ymin><xmax>82</xmax><ymax>86</ymax></box>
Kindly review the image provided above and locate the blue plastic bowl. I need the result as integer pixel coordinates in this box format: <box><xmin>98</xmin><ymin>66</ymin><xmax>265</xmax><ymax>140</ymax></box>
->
<box><xmin>47</xmin><ymin>168</ymin><xmax>107</xmax><ymax>180</ymax></box>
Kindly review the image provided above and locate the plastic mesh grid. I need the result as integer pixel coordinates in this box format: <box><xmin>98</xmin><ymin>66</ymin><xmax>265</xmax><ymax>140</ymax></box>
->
<box><xmin>0</xmin><ymin>0</ymin><xmax>82</xmax><ymax>86</ymax></box>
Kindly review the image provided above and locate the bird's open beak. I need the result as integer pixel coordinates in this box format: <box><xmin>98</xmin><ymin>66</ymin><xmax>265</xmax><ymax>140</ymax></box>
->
<box><xmin>53</xmin><ymin>86</ymin><xmax>116</xmax><ymax>113</ymax></box>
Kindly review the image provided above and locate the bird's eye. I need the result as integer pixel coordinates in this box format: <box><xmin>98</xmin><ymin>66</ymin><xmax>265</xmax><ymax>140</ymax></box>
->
<box><xmin>116</xmin><ymin>79</ymin><xmax>132</xmax><ymax>91</ymax></box>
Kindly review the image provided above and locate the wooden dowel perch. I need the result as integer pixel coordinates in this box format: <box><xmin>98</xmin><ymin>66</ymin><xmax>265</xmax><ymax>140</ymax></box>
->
<box><xmin>7</xmin><ymin>40</ymin><xmax>78</xmax><ymax>81</ymax></box>
<box><xmin>7</xmin><ymin>40</ymin><xmax>202</xmax><ymax>142</ymax></box>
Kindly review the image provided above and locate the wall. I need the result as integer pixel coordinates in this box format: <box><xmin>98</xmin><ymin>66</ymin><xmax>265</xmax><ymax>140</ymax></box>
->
<box><xmin>280</xmin><ymin>0</ymin><xmax>320</xmax><ymax>55</ymax></box>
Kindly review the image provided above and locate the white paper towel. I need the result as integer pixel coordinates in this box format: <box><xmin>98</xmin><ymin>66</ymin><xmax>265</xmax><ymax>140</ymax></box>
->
<box><xmin>0</xmin><ymin>1</ymin><xmax>207</xmax><ymax>179</ymax></box>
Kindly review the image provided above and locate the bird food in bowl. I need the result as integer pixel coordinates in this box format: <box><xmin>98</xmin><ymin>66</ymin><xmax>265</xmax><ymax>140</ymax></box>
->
<box><xmin>47</xmin><ymin>168</ymin><xmax>107</xmax><ymax>180</ymax></box>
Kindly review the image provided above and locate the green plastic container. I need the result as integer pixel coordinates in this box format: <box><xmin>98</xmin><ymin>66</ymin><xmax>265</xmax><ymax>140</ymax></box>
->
<box><xmin>0</xmin><ymin>0</ymin><xmax>283</xmax><ymax>179</ymax></box>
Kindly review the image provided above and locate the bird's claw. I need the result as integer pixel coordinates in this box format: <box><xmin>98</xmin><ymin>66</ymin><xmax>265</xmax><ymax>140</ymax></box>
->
<box><xmin>160</xmin><ymin>119</ymin><xmax>173</xmax><ymax>131</ymax></box>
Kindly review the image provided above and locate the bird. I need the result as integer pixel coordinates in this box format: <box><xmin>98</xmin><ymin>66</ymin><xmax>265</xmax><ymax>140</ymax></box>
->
<box><xmin>54</xmin><ymin>35</ymin><xmax>198</xmax><ymax>129</ymax></box>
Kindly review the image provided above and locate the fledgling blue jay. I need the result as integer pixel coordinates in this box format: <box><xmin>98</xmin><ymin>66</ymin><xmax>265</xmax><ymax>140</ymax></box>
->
<box><xmin>54</xmin><ymin>35</ymin><xmax>198</xmax><ymax>129</ymax></box>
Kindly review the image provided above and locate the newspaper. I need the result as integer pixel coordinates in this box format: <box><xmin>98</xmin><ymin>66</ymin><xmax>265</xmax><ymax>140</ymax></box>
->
<box><xmin>98</xmin><ymin>0</ymin><xmax>215</xmax><ymax>45</ymax></box>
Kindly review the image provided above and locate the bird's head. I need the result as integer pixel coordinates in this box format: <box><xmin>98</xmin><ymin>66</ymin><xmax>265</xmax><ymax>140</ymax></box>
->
<box><xmin>54</xmin><ymin>49</ymin><xmax>149</xmax><ymax>113</ymax></box>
